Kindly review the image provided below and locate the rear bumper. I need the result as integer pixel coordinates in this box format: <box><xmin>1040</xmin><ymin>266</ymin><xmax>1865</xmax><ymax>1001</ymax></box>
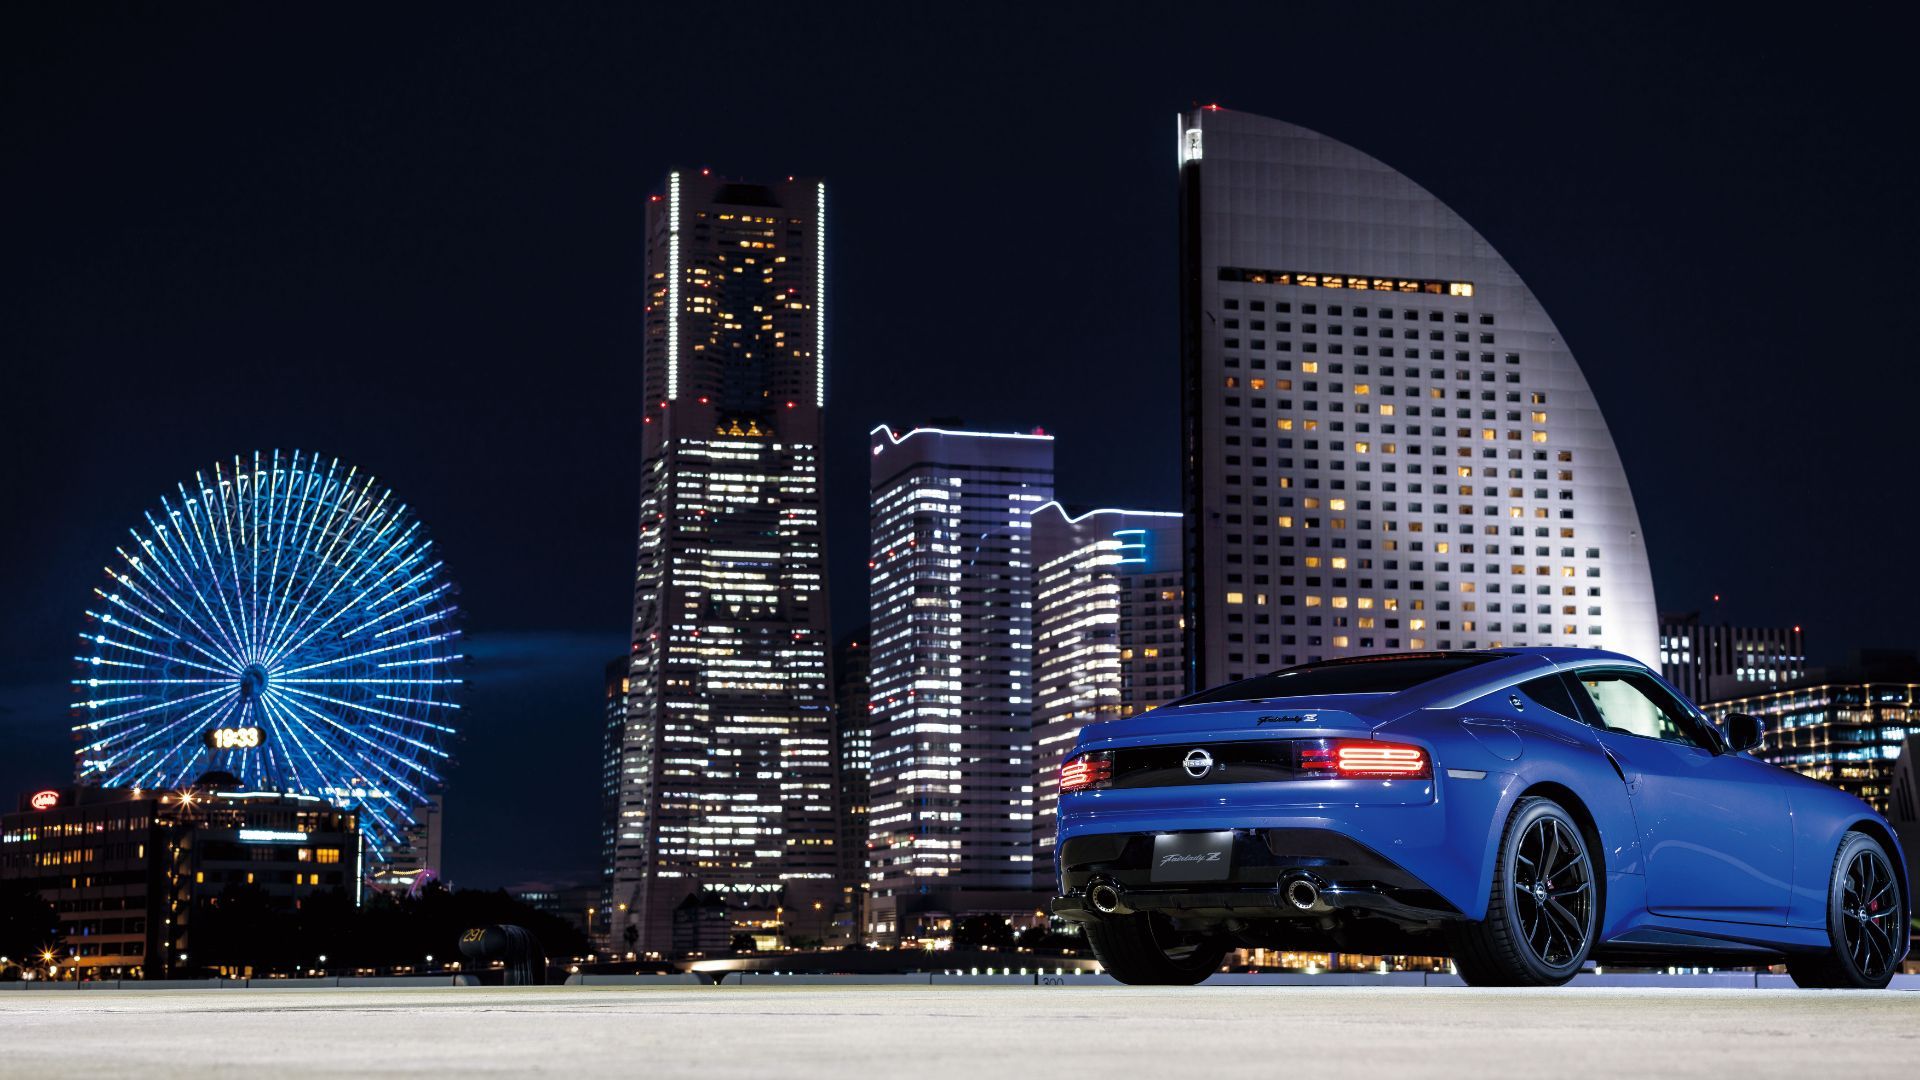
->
<box><xmin>1054</xmin><ymin>767</ymin><xmax>1512</xmax><ymax>920</ymax></box>
<box><xmin>1051</xmin><ymin>827</ymin><xmax>1463</xmax><ymax>926</ymax></box>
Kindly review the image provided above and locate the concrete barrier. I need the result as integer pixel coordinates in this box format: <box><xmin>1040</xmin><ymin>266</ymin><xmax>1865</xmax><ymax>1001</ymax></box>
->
<box><xmin>726</xmin><ymin>973</ymin><xmax>936</xmax><ymax>985</ymax></box>
<box><xmin>565</xmin><ymin>974</ymin><xmax>703</xmax><ymax>986</ymax></box>
<box><xmin>338</xmin><ymin>975</ymin><xmax>478</xmax><ymax>987</ymax></box>
<box><xmin>0</xmin><ymin>970</ymin><xmax>1914</xmax><ymax>990</ymax></box>
<box><xmin>1209</xmin><ymin>971</ymin><xmax>1430</xmax><ymax>986</ymax></box>
<box><xmin>1039</xmin><ymin>972</ymin><xmax>1119</xmax><ymax>986</ymax></box>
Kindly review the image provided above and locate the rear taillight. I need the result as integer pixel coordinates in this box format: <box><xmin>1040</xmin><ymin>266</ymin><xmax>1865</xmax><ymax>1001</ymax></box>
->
<box><xmin>1060</xmin><ymin>751</ymin><xmax>1114</xmax><ymax>793</ymax></box>
<box><xmin>1331</xmin><ymin>740</ymin><xmax>1430</xmax><ymax>779</ymax></box>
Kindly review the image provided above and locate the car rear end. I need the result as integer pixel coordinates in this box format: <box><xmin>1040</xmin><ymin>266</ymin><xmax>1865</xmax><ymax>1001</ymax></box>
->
<box><xmin>1050</xmin><ymin>653</ymin><xmax>1523</xmax><ymax>942</ymax></box>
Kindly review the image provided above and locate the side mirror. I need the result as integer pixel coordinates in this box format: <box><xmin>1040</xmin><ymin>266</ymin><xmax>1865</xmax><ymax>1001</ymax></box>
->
<box><xmin>1723</xmin><ymin>712</ymin><xmax>1765</xmax><ymax>754</ymax></box>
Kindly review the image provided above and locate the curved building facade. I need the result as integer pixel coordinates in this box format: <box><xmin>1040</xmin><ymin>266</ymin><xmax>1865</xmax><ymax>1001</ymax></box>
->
<box><xmin>1178</xmin><ymin>108</ymin><xmax>1658</xmax><ymax>688</ymax></box>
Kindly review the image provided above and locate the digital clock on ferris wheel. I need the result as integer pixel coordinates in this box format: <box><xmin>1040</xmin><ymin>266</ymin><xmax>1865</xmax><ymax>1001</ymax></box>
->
<box><xmin>204</xmin><ymin>726</ymin><xmax>265</xmax><ymax>751</ymax></box>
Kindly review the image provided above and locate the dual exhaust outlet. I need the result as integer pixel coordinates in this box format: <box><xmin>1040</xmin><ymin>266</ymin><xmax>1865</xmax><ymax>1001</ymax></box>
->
<box><xmin>1084</xmin><ymin>873</ymin><xmax>1326</xmax><ymax>916</ymax></box>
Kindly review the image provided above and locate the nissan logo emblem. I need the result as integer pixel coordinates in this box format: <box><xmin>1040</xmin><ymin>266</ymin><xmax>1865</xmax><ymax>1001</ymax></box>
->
<box><xmin>1183</xmin><ymin>748</ymin><xmax>1214</xmax><ymax>778</ymax></box>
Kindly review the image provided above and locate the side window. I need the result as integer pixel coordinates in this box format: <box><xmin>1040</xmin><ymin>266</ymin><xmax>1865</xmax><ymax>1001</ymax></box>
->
<box><xmin>1569</xmin><ymin>670</ymin><xmax>1711</xmax><ymax>750</ymax></box>
<box><xmin>1518</xmin><ymin>674</ymin><xmax>1582</xmax><ymax>722</ymax></box>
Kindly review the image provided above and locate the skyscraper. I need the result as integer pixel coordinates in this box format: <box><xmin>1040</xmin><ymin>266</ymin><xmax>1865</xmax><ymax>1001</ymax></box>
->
<box><xmin>1176</xmin><ymin>107</ymin><xmax>1660</xmax><ymax>690</ymax></box>
<box><xmin>611</xmin><ymin>170</ymin><xmax>836</xmax><ymax>955</ymax></box>
<box><xmin>596</xmin><ymin>654</ymin><xmax>629</xmax><ymax>951</ymax></box>
<box><xmin>1658</xmin><ymin>613</ymin><xmax>1806</xmax><ymax>704</ymax></box>
<box><xmin>832</xmin><ymin>627</ymin><xmax>872</xmax><ymax>943</ymax></box>
<box><xmin>866</xmin><ymin>425</ymin><xmax>1053</xmax><ymax>943</ymax></box>
<box><xmin>1030</xmin><ymin>504</ymin><xmax>1185</xmax><ymax>859</ymax></box>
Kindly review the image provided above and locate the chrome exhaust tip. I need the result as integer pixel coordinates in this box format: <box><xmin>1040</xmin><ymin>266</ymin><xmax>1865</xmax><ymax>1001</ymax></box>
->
<box><xmin>1284</xmin><ymin>877</ymin><xmax>1320</xmax><ymax>911</ymax></box>
<box><xmin>1088</xmin><ymin>879</ymin><xmax>1129</xmax><ymax>915</ymax></box>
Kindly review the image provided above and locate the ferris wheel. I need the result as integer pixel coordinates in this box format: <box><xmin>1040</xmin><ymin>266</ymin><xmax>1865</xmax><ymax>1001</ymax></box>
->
<box><xmin>72</xmin><ymin>450</ymin><xmax>461</xmax><ymax>856</ymax></box>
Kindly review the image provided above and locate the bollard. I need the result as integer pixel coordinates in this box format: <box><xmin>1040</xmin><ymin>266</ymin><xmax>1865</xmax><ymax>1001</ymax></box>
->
<box><xmin>457</xmin><ymin>925</ymin><xmax>547</xmax><ymax>986</ymax></box>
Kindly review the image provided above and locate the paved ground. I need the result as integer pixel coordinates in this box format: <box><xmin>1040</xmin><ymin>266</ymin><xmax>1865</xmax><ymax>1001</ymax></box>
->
<box><xmin>2</xmin><ymin>984</ymin><xmax>1916</xmax><ymax>1078</ymax></box>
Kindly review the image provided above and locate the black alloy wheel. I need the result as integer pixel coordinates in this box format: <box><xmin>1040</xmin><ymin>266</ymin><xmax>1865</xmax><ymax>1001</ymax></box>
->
<box><xmin>1788</xmin><ymin>831</ymin><xmax>1906</xmax><ymax>989</ymax></box>
<box><xmin>1451</xmin><ymin>796</ymin><xmax>1598</xmax><ymax>986</ymax></box>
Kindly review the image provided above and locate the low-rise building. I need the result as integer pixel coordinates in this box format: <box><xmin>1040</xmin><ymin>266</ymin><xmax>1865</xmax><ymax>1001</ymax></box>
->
<box><xmin>1707</xmin><ymin>656</ymin><xmax>1920</xmax><ymax>813</ymax></box>
<box><xmin>0</xmin><ymin>779</ymin><xmax>360</xmax><ymax>978</ymax></box>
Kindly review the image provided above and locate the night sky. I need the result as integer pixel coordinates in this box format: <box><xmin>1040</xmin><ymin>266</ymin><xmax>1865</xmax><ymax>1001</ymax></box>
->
<box><xmin>3</xmin><ymin>5</ymin><xmax>1914</xmax><ymax>889</ymax></box>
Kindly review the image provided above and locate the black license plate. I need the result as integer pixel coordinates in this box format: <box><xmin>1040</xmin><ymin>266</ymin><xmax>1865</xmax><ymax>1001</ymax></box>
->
<box><xmin>1150</xmin><ymin>831</ymin><xmax>1234</xmax><ymax>882</ymax></box>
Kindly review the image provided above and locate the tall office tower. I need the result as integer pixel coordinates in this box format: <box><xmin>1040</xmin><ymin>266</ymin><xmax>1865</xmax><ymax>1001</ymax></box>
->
<box><xmin>596</xmin><ymin>654</ymin><xmax>629</xmax><ymax>950</ymax></box>
<box><xmin>832</xmin><ymin>628</ymin><xmax>872</xmax><ymax>942</ymax></box>
<box><xmin>1658</xmin><ymin>613</ymin><xmax>1806</xmax><ymax>704</ymax></box>
<box><xmin>867</xmin><ymin>425</ymin><xmax>1054</xmax><ymax>943</ymax></box>
<box><xmin>612</xmin><ymin>171</ymin><xmax>836</xmax><ymax>955</ymax></box>
<box><xmin>1030</xmin><ymin>504</ymin><xmax>1185</xmax><ymax>860</ymax></box>
<box><xmin>1176</xmin><ymin>107</ymin><xmax>1660</xmax><ymax>691</ymax></box>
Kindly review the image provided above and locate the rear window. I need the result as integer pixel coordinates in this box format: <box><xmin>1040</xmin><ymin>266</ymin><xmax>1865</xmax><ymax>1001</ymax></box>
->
<box><xmin>1175</xmin><ymin>652</ymin><xmax>1504</xmax><ymax>706</ymax></box>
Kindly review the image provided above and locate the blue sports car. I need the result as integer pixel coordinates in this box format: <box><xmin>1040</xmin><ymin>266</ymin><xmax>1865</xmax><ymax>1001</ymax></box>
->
<box><xmin>1051</xmin><ymin>649</ymin><xmax>1910</xmax><ymax>987</ymax></box>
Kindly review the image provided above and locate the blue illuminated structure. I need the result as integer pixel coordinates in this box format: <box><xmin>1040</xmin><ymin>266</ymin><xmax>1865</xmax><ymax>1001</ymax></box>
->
<box><xmin>72</xmin><ymin>450</ymin><xmax>461</xmax><ymax>859</ymax></box>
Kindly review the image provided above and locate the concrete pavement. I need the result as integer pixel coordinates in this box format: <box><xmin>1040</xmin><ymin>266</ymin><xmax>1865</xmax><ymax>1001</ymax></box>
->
<box><xmin>1</xmin><ymin>984</ymin><xmax>1914</xmax><ymax>1078</ymax></box>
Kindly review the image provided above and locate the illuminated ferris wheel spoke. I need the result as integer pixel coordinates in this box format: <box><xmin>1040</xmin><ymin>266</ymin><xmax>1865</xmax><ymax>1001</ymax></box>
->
<box><xmin>86</xmin><ymin>686</ymin><xmax>235</xmax><ymax>758</ymax></box>
<box><xmin>74</xmin><ymin>452</ymin><xmax>460</xmax><ymax>858</ymax></box>
<box><xmin>74</xmin><ymin>680</ymin><xmax>234</xmax><ymax>733</ymax></box>
<box><xmin>112</xmin><ymin>538</ymin><xmax>246</xmax><ymax>672</ymax></box>
<box><xmin>345</xmin><ymin>582</ymin><xmax>452</xmax><ymax>638</ymax></box>
<box><xmin>256</xmin><ymin>693</ymin><xmax>332</xmax><ymax>796</ymax></box>
<box><xmin>80</xmin><ymin>628</ymin><xmax>235</xmax><ymax>680</ymax></box>
<box><xmin>107</xmin><ymin>689</ymin><xmax>242</xmax><ymax>788</ymax></box>
<box><xmin>176</xmin><ymin>483</ymin><xmax>251</xmax><ymax>665</ymax></box>
<box><xmin>265</xmin><ymin>537</ymin><xmax>430</xmax><ymax>666</ymax></box>
<box><xmin>271</xmin><ymin>693</ymin><xmax>431</xmax><ymax>802</ymax></box>
<box><xmin>208</xmin><ymin>462</ymin><xmax>253</xmax><ymax>662</ymax></box>
<box><xmin>273</xmin><ymin>629</ymin><xmax>460</xmax><ymax>679</ymax></box>
<box><xmin>243</xmin><ymin>454</ymin><xmax>263</xmax><ymax>656</ymax></box>
<box><xmin>259</xmin><ymin>481</ymin><xmax>386</xmax><ymax>664</ymax></box>
<box><xmin>93</xmin><ymin>585</ymin><xmax>239</xmax><ymax>678</ymax></box>
<box><xmin>221</xmin><ymin>463</ymin><xmax>263</xmax><ymax>665</ymax></box>
<box><xmin>272</xmin><ymin>689</ymin><xmax>443</xmax><ymax>781</ymax></box>
<box><xmin>256</xmin><ymin>451</ymin><xmax>309</xmax><ymax>649</ymax></box>
<box><xmin>146</xmin><ymin>503</ymin><xmax>250</xmax><ymax>670</ymax></box>
<box><xmin>260</xmin><ymin>454</ymin><xmax>340</xmax><ymax>659</ymax></box>
<box><xmin>368</xmin><ymin>607</ymin><xmax>458</xmax><ymax>644</ymax></box>
<box><xmin>271</xmin><ymin>686</ymin><xmax>453</xmax><ymax>759</ymax></box>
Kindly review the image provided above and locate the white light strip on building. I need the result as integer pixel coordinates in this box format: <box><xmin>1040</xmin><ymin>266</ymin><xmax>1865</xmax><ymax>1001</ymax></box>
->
<box><xmin>238</xmin><ymin>828</ymin><xmax>307</xmax><ymax>844</ymax></box>
<box><xmin>868</xmin><ymin>424</ymin><xmax>1055</xmax><ymax>452</ymax></box>
<box><xmin>667</xmin><ymin>171</ymin><xmax>682</xmax><ymax>401</ymax></box>
<box><xmin>815</xmin><ymin>180</ymin><xmax>827</xmax><ymax>408</ymax></box>
<box><xmin>1030</xmin><ymin>501</ymin><xmax>1183</xmax><ymax>524</ymax></box>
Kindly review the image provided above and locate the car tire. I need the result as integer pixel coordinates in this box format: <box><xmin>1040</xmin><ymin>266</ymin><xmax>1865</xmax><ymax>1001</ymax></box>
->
<box><xmin>1084</xmin><ymin>912</ymin><xmax>1227</xmax><ymax>985</ymax></box>
<box><xmin>1449</xmin><ymin>796</ymin><xmax>1598</xmax><ymax>987</ymax></box>
<box><xmin>1786</xmin><ymin>830</ymin><xmax>1905</xmax><ymax>990</ymax></box>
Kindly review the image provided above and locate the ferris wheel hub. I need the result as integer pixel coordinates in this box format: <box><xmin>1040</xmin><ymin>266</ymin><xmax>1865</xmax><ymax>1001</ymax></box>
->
<box><xmin>238</xmin><ymin>663</ymin><xmax>269</xmax><ymax>701</ymax></box>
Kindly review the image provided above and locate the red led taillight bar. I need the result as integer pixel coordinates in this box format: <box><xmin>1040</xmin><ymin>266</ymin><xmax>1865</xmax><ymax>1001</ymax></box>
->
<box><xmin>1060</xmin><ymin>751</ymin><xmax>1114</xmax><ymax>793</ymax></box>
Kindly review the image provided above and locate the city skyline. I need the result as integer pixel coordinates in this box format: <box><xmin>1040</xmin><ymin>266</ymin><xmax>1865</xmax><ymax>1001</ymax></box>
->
<box><xmin>4</xmin><ymin>6</ymin><xmax>1917</xmax><ymax>894</ymax></box>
